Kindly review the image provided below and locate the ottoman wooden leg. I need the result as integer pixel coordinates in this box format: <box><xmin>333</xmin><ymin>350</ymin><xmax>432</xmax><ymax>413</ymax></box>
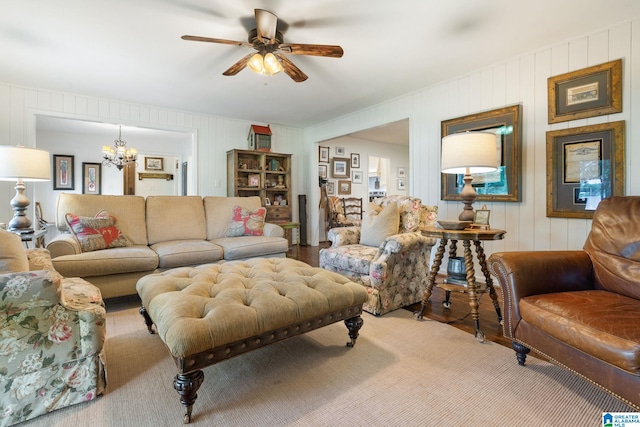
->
<box><xmin>345</xmin><ymin>315</ymin><xmax>364</xmax><ymax>347</ymax></box>
<box><xmin>139</xmin><ymin>306</ymin><xmax>155</xmax><ymax>334</ymax></box>
<box><xmin>174</xmin><ymin>370</ymin><xmax>204</xmax><ymax>424</ymax></box>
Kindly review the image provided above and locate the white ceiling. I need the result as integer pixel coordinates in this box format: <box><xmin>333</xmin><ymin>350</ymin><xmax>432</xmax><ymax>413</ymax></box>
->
<box><xmin>5</xmin><ymin>1</ymin><xmax>640</xmax><ymax>131</ymax></box>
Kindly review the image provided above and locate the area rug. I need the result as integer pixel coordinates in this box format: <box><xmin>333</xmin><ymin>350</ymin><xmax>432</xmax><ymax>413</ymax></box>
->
<box><xmin>20</xmin><ymin>306</ymin><xmax>633</xmax><ymax>426</ymax></box>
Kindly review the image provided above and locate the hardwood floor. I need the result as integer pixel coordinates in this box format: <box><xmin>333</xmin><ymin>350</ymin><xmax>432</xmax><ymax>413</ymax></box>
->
<box><xmin>295</xmin><ymin>242</ymin><xmax>512</xmax><ymax>350</ymax></box>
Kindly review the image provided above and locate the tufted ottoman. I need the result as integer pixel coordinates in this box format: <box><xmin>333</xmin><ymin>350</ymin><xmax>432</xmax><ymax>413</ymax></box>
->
<box><xmin>136</xmin><ymin>257</ymin><xmax>368</xmax><ymax>423</ymax></box>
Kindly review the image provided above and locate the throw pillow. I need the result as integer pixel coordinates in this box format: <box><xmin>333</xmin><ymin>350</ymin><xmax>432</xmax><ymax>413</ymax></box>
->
<box><xmin>0</xmin><ymin>228</ymin><xmax>29</xmax><ymax>273</ymax></box>
<box><xmin>226</xmin><ymin>205</ymin><xmax>267</xmax><ymax>237</ymax></box>
<box><xmin>65</xmin><ymin>210</ymin><xmax>131</xmax><ymax>252</ymax></box>
<box><xmin>419</xmin><ymin>205</ymin><xmax>439</xmax><ymax>228</ymax></box>
<box><xmin>360</xmin><ymin>202</ymin><xmax>399</xmax><ymax>247</ymax></box>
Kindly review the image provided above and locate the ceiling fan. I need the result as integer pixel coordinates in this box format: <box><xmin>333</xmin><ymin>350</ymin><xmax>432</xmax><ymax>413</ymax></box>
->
<box><xmin>181</xmin><ymin>9</ymin><xmax>344</xmax><ymax>82</ymax></box>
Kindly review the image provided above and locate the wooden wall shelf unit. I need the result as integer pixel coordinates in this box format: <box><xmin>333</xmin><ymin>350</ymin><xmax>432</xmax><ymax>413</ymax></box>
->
<box><xmin>227</xmin><ymin>149</ymin><xmax>292</xmax><ymax>223</ymax></box>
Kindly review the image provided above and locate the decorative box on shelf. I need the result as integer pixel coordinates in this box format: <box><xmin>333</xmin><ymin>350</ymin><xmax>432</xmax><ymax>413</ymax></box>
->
<box><xmin>248</xmin><ymin>124</ymin><xmax>272</xmax><ymax>152</ymax></box>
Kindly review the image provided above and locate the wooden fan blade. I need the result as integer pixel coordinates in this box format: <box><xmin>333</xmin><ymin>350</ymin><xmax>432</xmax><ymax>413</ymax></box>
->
<box><xmin>181</xmin><ymin>35</ymin><xmax>252</xmax><ymax>48</ymax></box>
<box><xmin>222</xmin><ymin>53</ymin><xmax>254</xmax><ymax>76</ymax></box>
<box><xmin>276</xmin><ymin>54</ymin><xmax>308</xmax><ymax>82</ymax></box>
<box><xmin>255</xmin><ymin>9</ymin><xmax>278</xmax><ymax>43</ymax></box>
<box><xmin>278</xmin><ymin>43</ymin><xmax>343</xmax><ymax>58</ymax></box>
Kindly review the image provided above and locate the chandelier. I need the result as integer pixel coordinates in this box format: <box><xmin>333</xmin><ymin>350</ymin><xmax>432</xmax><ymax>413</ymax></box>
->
<box><xmin>102</xmin><ymin>125</ymin><xmax>137</xmax><ymax>170</ymax></box>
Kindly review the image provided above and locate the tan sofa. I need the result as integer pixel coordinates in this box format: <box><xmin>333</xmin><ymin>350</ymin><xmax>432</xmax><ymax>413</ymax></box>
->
<box><xmin>46</xmin><ymin>194</ymin><xmax>288</xmax><ymax>299</ymax></box>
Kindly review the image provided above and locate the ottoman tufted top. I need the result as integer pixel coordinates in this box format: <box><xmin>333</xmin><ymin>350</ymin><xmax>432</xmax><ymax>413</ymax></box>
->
<box><xmin>136</xmin><ymin>258</ymin><xmax>368</xmax><ymax>358</ymax></box>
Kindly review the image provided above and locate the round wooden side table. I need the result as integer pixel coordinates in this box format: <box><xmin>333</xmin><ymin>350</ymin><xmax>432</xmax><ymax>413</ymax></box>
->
<box><xmin>414</xmin><ymin>226</ymin><xmax>506</xmax><ymax>342</ymax></box>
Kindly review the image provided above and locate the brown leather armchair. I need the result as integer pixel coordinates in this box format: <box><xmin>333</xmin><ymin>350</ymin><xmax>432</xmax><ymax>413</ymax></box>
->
<box><xmin>488</xmin><ymin>196</ymin><xmax>640</xmax><ymax>410</ymax></box>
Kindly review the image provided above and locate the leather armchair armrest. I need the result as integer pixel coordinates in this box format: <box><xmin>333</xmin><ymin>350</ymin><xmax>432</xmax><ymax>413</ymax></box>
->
<box><xmin>488</xmin><ymin>250</ymin><xmax>594</xmax><ymax>337</ymax></box>
<box><xmin>46</xmin><ymin>233</ymin><xmax>81</xmax><ymax>258</ymax></box>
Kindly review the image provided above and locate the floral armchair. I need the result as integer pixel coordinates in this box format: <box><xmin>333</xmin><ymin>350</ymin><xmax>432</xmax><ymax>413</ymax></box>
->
<box><xmin>319</xmin><ymin>196</ymin><xmax>438</xmax><ymax>316</ymax></box>
<box><xmin>0</xmin><ymin>230</ymin><xmax>106</xmax><ymax>426</ymax></box>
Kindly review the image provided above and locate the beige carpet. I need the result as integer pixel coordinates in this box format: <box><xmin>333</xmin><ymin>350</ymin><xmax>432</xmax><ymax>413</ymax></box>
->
<box><xmin>21</xmin><ymin>306</ymin><xmax>633</xmax><ymax>427</ymax></box>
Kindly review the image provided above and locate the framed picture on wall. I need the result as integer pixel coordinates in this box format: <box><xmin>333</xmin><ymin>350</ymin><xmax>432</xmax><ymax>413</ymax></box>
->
<box><xmin>352</xmin><ymin>170</ymin><xmax>363</xmax><ymax>184</ymax></box>
<box><xmin>351</xmin><ymin>153</ymin><xmax>360</xmax><ymax>169</ymax></box>
<box><xmin>546</xmin><ymin>121</ymin><xmax>625</xmax><ymax>218</ymax></box>
<box><xmin>548</xmin><ymin>59</ymin><xmax>622</xmax><ymax>124</ymax></box>
<box><xmin>145</xmin><ymin>156</ymin><xmax>164</xmax><ymax>171</ymax></box>
<box><xmin>326</xmin><ymin>181</ymin><xmax>336</xmax><ymax>196</ymax></box>
<box><xmin>397</xmin><ymin>179</ymin><xmax>406</xmax><ymax>190</ymax></box>
<box><xmin>82</xmin><ymin>162</ymin><xmax>101</xmax><ymax>195</ymax></box>
<box><xmin>319</xmin><ymin>164</ymin><xmax>328</xmax><ymax>179</ymax></box>
<box><xmin>331</xmin><ymin>157</ymin><xmax>350</xmax><ymax>178</ymax></box>
<box><xmin>319</xmin><ymin>146</ymin><xmax>329</xmax><ymax>163</ymax></box>
<box><xmin>338</xmin><ymin>180</ymin><xmax>351</xmax><ymax>195</ymax></box>
<box><xmin>53</xmin><ymin>154</ymin><xmax>75</xmax><ymax>190</ymax></box>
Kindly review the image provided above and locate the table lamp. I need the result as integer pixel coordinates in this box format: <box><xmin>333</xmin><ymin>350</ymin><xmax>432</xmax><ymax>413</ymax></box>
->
<box><xmin>0</xmin><ymin>145</ymin><xmax>51</xmax><ymax>232</ymax></box>
<box><xmin>441</xmin><ymin>132</ymin><xmax>498</xmax><ymax>222</ymax></box>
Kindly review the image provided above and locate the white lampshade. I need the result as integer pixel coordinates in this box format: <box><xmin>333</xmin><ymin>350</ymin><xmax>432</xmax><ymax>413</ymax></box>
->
<box><xmin>0</xmin><ymin>145</ymin><xmax>51</xmax><ymax>181</ymax></box>
<box><xmin>441</xmin><ymin>132</ymin><xmax>498</xmax><ymax>174</ymax></box>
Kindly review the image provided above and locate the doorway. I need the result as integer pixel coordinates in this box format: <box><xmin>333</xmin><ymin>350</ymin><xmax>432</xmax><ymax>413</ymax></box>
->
<box><xmin>314</xmin><ymin>119</ymin><xmax>409</xmax><ymax>244</ymax></box>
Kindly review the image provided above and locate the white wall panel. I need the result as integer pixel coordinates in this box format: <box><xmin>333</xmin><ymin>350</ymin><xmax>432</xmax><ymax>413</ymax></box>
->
<box><xmin>305</xmin><ymin>20</ymin><xmax>639</xmax><ymax>257</ymax></box>
<box><xmin>2</xmin><ymin>19</ymin><xmax>636</xmax><ymax>257</ymax></box>
<box><xmin>0</xmin><ymin>83</ymin><xmax>305</xmax><ymax>230</ymax></box>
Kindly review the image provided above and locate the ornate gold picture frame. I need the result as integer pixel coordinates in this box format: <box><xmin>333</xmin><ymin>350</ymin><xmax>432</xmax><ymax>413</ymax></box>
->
<box><xmin>546</xmin><ymin>121</ymin><xmax>625</xmax><ymax>218</ymax></box>
<box><xmin>441</xmin><ymin>104</ymin><xmax>522</xmax><ymax>203</ymax></box>
<box><xmin>548</xmin><ymin>59</ymin><xmax>622</xmax><ymax>124</ymax></box>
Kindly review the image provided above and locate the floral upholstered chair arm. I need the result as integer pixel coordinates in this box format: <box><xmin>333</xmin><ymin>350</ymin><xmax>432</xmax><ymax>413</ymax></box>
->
<box><xmin>327</xmin><ymin>226</ymin><xmax>361</xmax><ymax>247</ymax></box>
<box><xmin>0</xmin><ymin>269</ymin><xmax>62</xmax><ymax>306</ymax></box>
<box><xmin>26</xmin><ymin>248</ymin><xmax>60</xmax><ymax>274</ymax></box>
<box><xmin>0</xmin><ymin>270</ymin><xmax>106</xmax><ymax>426</ymax></box>
<box><xmin>369</xmin><ymin>232</ymin><xmax>436</xmax><ymax>288</ymax></box>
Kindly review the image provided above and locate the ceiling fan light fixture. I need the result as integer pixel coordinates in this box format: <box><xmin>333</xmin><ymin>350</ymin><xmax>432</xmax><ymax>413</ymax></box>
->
<box><xmin>248</xmin><ymin>53</ymin><xmax>265</xmax><ymax>74</ymax></box>
<box><xmin>248</xmin><ymin>52</ymin><xmax>282</xmax><ymax>76</ymax></box>
<box><xmin>263</xmin><ymin>53</ymin><xmax>283</xmax><ymax>75</ymax></box>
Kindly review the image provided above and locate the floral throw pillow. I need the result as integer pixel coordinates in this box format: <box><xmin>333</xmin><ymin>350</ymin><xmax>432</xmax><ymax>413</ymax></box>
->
<box><xmin>226</xmin><ymin>205</ymin><xmax>267</xmax><ymax>237</ymax></box>
<box><xmin>65</xmin><ymin>210</ymin><xmax>131</xmax><ymax>252</ymax></box>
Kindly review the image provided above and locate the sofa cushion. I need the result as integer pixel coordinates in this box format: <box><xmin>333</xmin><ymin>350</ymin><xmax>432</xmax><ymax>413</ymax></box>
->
<box><xmin>52</xmin><ymin>245</ymin><xmax>159</xmax><ymax>278</ymax></box>
<box><xmin>360</xmin><ymin>202</ymin><xmax>399</xmax><ymax>247</ymax></box>
<box><xmin>226</xmin><ymin>205</ymin><xmax>267</xmax><ymax>237</ymax></box>
<box><xmin>66</xmin><ymin>211</ymin><xmax>132</xmax><ymax>252</ymax></box>
<box><xmin>212</xmin><ymin>236</ymin><xmax>288</xmax><ymax>261</ymax></box>
<box><xmin>319</xmin><ymin>244</ymin><xmax>378</xmax><ymax>276</ymax></box>
<box><xmin>520</xmin><ymin>289</ymin><xmax>640</xmax><ymax>374</ymax></box>
<box><xmin>151</xmin><ymin>240</ymin><xmax>224</xmax><ymax>268</ymax></box>
<box><xmin>0</xmin><ymin>229</ymin><xmax>29</xmax><ymax>273</ymax></box>
<box><xmin>146</xmin><ymin>196</ymin><xmax>207</xmax><ymax>245</ymax></box>
<box><xmin>56</xmin><ymin>193</ymin><xmax>148</xmax><ymax>245</ymax></box>
<box><xmin>204</xmin><ymin>196</ymin><xmax>262</xmax><ymax>240</ymax></box>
